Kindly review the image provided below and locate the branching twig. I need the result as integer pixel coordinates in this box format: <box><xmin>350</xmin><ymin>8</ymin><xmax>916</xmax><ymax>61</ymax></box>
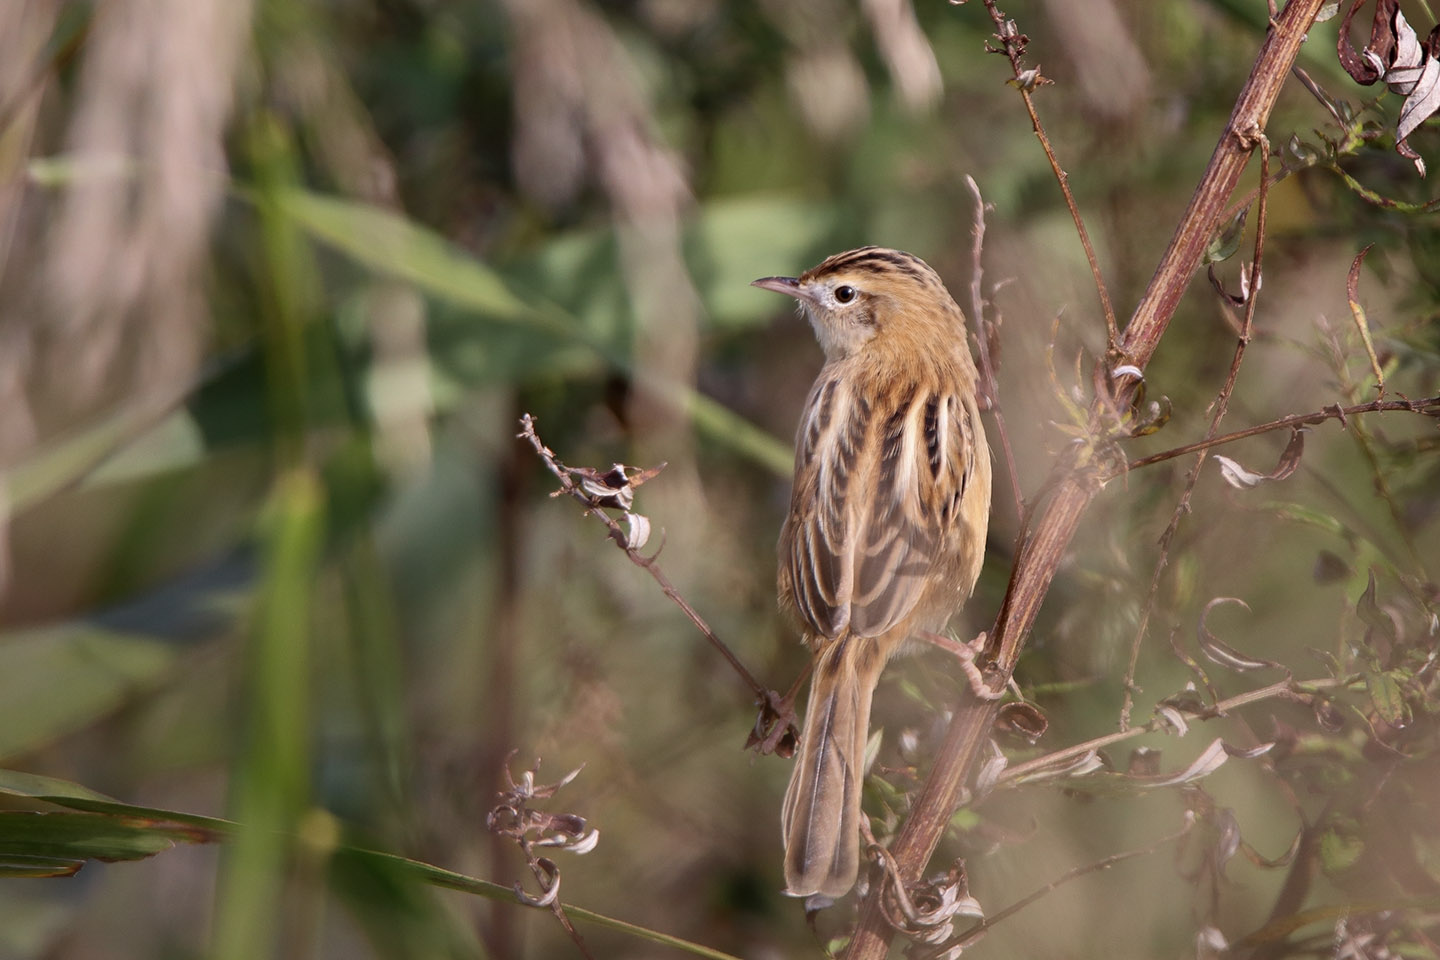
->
<box><xmin>1112</xmin><ymin>395</ymin><xmax>1440</xmax><ymax>476</ymax></box>
<box><xmin>998</xmin><ymin>674</ymin><xmax>1351</xmax><ymax>787</ymax></box>
<box><xmin>842</xmin><ymin>4</ymin><xmax>1329</xmax><ymax>957</ymax></box>
<box><xmin>980</xmin><ymin>0</ymin><xmax>1119</xmax><ymax>353</ymax></box>
<box><xmin>1119</xmin><ymin>130</ymin><xmax>1272</xmax><ymax>731</ymax></box>
<box><xmin>517</xmin><ymin>415</ymin><xmax>800</xmax><ymax>756</ymax></box>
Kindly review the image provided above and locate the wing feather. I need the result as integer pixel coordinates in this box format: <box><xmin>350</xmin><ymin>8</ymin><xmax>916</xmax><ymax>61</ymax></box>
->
<box><xmin>783</xmin><ymin>365</ymin><xmax>975</xmax><ymax>641</ymax></box>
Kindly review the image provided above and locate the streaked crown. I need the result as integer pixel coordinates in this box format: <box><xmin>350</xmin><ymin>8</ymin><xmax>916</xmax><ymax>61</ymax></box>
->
<box><xmin>752</xmin><ymin>246</ymin><xmax>962</xmax><ymax>360</ymax></box>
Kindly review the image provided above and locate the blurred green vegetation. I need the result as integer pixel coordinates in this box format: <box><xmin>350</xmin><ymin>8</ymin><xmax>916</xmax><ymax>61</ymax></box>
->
<box><xmin>0</xmin><ymin>0</ymin><xmax>1438</xmax><ymax>958</ymax></box>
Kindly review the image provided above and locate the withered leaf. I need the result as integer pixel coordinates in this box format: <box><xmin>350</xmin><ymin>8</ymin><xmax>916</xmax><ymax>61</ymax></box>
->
<box><xmin>1197</xmin><ymin>597</ymin><xmax>1289</xmax><ymax>674</ymax></box>
<box><xmin>621</xmin><ymin>512</ymin><xmax>651</xmax><ymax>550</ymax></box>
<box><xmin>1141</xmin><ymin>737</ymin><xmax>1229</xmax><ymax>786</ymax></box>
<box><xmin>1336</xmin><ymin>0</ymin><xmax>1440</xmax><ymax>174</ymax></box>
<box><xmin>995</xmin><ymin>701</ymin><xmax>1048</xmax><ymax>745</ymax></box>
<box><xmin>1213</xmin><ymin>428</ymin><xmax>1306</xmax><ymax>489</ymax></box>
<box><xmin>1239</xmin><ymin>826</ymin><xmax>1303</xmax><ymax>869</ymax></box>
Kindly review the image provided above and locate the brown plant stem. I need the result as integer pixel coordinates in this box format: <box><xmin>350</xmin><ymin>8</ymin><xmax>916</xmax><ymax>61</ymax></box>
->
<box><xmin>842</xmin><ymin>4</ymin><xmax>1328</xmax><ymax>957</ymax></box>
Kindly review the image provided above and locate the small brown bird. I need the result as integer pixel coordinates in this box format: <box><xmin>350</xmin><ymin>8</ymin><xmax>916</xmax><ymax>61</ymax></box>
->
<box><xmin>753</xmin><ymin>246</ymin><xmax>992</xmax><ymax>899</ymax></box>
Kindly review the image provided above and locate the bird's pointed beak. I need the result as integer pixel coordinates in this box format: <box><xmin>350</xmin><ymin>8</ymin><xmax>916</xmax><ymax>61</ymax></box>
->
<box><xmin>751</xmin><ymin>275</ymin><xmax>808</xmax><ymax>301</ymax></box>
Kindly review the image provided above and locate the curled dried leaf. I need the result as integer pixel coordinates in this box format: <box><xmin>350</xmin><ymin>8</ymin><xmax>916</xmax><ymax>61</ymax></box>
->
<box><xmin>569</xmin><ymin>461</ymin><xmax>667</xmax><ymax>512</ymax></box>
<box><xmin>1198</xmin><ymin>597</ymin><xmax>1289</xmax><ymax>674</ymax></box>
<box><xmin>621</xmin><ymin>512</ymin><xmax>651</xmax><ymax>550</ymax></box>
<box><xmin>1143</xmin><ymin>738</ymin><xmax>1230</xmax><ymax>786</ymax></box>
<box><xmin>1010</xmin><ymin>65</ymin><xmax>1051</xmax><ymax>93</ymax></box>
<box><xmin>1010</xmin><ymin>748</ymin><xmax>1103</xmax><ymax>784</ymax></box>
<box><xmin>513</xmin><ymin>857</ymin><xmax>561</xmax><ymax>907</ymax></box>
<box><xmin>1155</xmin><ymin>704</ymin><xmax>1191</xmax><ymax>736</ymax></box>
<box><xmin>1135</xmin><ymin>738</ymin><xmax>1269</xmax><ymax>788</ymax></box>
<box><xmin>1214</xmin><ymin>456</ymin><xmax>1267</xmax><ymax>487</ymax></box>
<box><xmin>1213</xmin><ymin>428</ymin><xmax>1306</xmax><ymax>489</ymax></box>
<box><xmin>995</xmin><ymin>701</ymin><xmax>1048</xmax><ymax>745</ymax></box>
<box><xmin>1240</xmin><ymin>826</ymin><xmax>1303</xmax><ymax>869</ymax></box>
<box><xmin>1221</xmin><ymin>741</ymin><xmax>1275</xmax><ymax>760</ymax></box>
<box><xmin>1336</xmin><ymin>0</ymin><xmax>1440</xmax><ymax>174</ymax></box>
<box><xmin>875</xmin><ymin>855</ymin><xmax>982</xmax><ymax>953</ymax></box>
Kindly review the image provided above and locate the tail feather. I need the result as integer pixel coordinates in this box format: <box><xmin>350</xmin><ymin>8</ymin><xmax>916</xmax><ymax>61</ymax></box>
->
<box><xmin>781</xmin><ymin>639</ymin><xmax>883</xmax><ymax>898</ymax></box>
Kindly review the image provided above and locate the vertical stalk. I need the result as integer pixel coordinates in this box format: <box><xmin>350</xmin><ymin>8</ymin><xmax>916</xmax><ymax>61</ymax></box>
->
<box><xmin>842</xmin><ymin>3</ymin><xmax>1328</xmax><ymax>956</ymax></box>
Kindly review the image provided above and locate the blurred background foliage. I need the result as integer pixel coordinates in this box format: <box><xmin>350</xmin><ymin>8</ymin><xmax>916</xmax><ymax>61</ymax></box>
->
<box><xmin>0</xmin><ymin>0</ymin><xmax>1438</xmax><ymax>957</ymax></box>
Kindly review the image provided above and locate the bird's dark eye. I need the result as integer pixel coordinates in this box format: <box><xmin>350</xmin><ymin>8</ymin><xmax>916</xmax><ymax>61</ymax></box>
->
<box><xmin>834</xmin><ymin>285</ymin><xmax>857</xmax><ymax>304</ymax></box>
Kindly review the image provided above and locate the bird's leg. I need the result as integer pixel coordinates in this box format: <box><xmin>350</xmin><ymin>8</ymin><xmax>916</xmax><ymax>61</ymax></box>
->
<box><xmin>917</xmin><ymin>631</ymin><xmax>1008</xmax><ymax>701</ymax></box>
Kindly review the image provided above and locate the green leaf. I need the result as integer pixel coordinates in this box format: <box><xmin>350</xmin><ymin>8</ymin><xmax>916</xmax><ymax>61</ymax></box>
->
<box><xmin>272</xmin><ymin>189</ymin><xmax>532</xmax><ymax>322</ymax></box>
<box><xmin>1364</xmin><ymin>670</ymin><xmax>1411</xmax><ymax>727</ymax></box>
<box><xmin>0</xmin><ymin>769</ymin><xmax>115</xmax><ymax>805</ymax></box>
<box><xmin>5</xmin><ymin>406</ymin><xmax>198</xmax><ymax>516</ymax></box>
<box><xmin>214</xmin><ymin>469</ymin><xmax>326</xmax><ymax>960</ymax></box>
<box><xmin>0</xmin><ymin>629</ymin><xmax>176</xmax><ymax>762</ymax></box>
<box><xmin>1319</xmin><ymin>828</ymin><xmax>1364</xmax><ymax>873</ymax></box>
<box><xmin>0</xmin><ymin>770</ymin><xmax>743</xmax><ymax>960</ymax></box>
<box><xmin>0</xmin><ymin>812</ymin><xmax>212</xmax><ymax>876</ymax></box>
<box><xmin>1204</xmin><ymin>204</ymin><xmax>1249</xmax><ymax>264</ymax></box>
<box><xmin>265</xmin><ymin>187</ymin><xmax>793</xmax><ymax>473</ymax></box>
<box><xmin>1261</xmin><ymin>501</ymin><xmax>1348</xmax><ymax>537</ymax></box>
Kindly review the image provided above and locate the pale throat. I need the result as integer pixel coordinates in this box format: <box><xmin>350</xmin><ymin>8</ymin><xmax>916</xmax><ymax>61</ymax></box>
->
<box><xmin>803</xmin><ymin>305</ymin><xmax>878</xmax><ymax>361</ymax></box>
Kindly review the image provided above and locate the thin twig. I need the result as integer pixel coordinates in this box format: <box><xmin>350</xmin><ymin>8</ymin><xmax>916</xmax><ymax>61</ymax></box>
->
<box><xmin>1000</xmin><ymin>675</ymin><xmax>1349</xmax><ymax>786</ymax></box>
<box><xmin>1113</xmin><ymin>395</ymin><xmax>1440</xmax><ymax>476</ymax></box>
<box><xmin>1119</xmin><ymin>131</ymin><xmax>1272</xmax><ymax>731</ymax></box>
<box><xmin>518</xmin><ymin>414</ymin><xmax>764</xmax><ymax>695</ymax></box>
<box><xmin>952</xmin><ymin>821</ymin><xmax>1196</xmax><ymax>949</ymax></box>
<box><xmin>980</xmin><ymin>0</ymin><xmax>1119</xmax><ymax>353</ymax></box>
<box><xmin>965</xmin><ymin>174</ymin><xmax>1023</xmax><ymax>517</ymax></box>
<box><xmin>1317</xmin><ymin>318</ymin><xmax>1435</xmax><ymax>583</ymax></box>
<box><xmin>517</xmin><ymin>415</ymin><xmax>800</xmax><ymax>753</ymax></box>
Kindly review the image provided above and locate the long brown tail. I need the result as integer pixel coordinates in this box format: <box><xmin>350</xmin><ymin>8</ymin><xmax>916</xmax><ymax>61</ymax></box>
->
<box><xmin>781</xmin><ymin>637</ymin><xmax>884</xmax><ymax>898</ymax></box>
